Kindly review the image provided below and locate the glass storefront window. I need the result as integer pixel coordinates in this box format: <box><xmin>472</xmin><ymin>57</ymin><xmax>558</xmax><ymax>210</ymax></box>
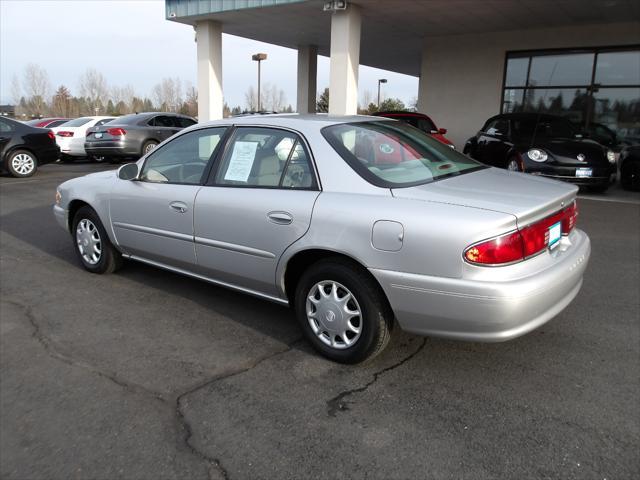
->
<box><xmin>523</xmin><ymin>88</ymin><xmax>589</xmax><ymax>125</ymax></box>
<box><xmin>595</xmin><ymin>51</ymin><xmax>640</xmax><ymax>86</ymax></box>
<box><xmin>528</xmin><ymin>53</ymin><xmax>594</xmax><ymax>87</ymax></box>
<box><xmin>592</xmin><ymin>87</ymin><xmax>640</xmax><ymax>146</ymax></box>
<box><xmin>502</xmin><ymin>89</ymin><xmax>525</xmax><ymax>113</ymax></box>
<box><xmin>505</xmin><ymin>57</ymin><xmax>529</xmax><ymax>87</ymax></box>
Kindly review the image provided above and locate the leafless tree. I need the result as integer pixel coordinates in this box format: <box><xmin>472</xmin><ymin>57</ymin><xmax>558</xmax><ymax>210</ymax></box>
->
<box><xmin>152</xmin><ymin>77</ymin><xmax>183</xmax><ymax>112</ymax></box>
<box><xmin>51</xmin><ymin>85</ymin><xmax>72</xmax><ymax>117</ymax></box>
<box><xmin>10</xmin><ymin>74</ymin><xmax>21</xmax><ymax>105</ymax></box>
<box><xmin>79</xmin><ymin>68</ymin><xmax>108</xmax><ymax>114</ymax></box>
<box><xmin>23</xmin><ymin>63</ymin><xmax>51</xmax><ymax>116</ymax></box>
<box><xmin>110</xmin><ymin>84</ymin><xmax>136</xmax><ymax>113</ymax></box>
<box><xmin>245</xmin><ymin>86</ymin><xmax>259</xmax><ymax>111</ymax></box>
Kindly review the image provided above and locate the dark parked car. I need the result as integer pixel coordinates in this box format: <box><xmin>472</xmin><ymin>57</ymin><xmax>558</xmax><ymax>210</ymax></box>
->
<box><xmin>0</xmin><ymin>117</ymin><xmax>59</xmax><ymax>177</ymax></box>
<box><xmin>619</xmin><ymin>145</ymin><xmax>640</xmax><ymax>191</ymax></box>
<box><xmin>24</xmin><ymin>117</ymin><xmax>71</xmax><ymax>129</ymax></box>
<box><xmin>373</xmin><ymin>111</ymin><xmax>455</xmax><ymax>147</ymax></box>
<box><xmin>84</xmin><ymin>112</ymin><xmax>197</xmax><ymax>162</ymax></box>
<box><xmin>464</xmin><ymin>113</ymin><xmax>617</xmax><ymax>192</ymax></box>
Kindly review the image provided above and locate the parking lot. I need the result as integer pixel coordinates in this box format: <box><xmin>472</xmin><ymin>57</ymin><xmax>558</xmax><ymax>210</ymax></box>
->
<box><xmin>0</xmin><ymin>162</ymin><xmax>638</xmax><ymax>479</ymax></box>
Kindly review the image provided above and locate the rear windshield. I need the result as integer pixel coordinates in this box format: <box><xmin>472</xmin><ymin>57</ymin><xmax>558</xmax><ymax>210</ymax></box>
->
<box><xmin>512</xmin><ymin>117</ymin><xmax>575</xmax><ymax>139</ymax></box>
<box><xmin>111</xmin><ymin>114</ymin><xmax>148</xmax><ymax>125</ymax></box>
<box><xmin>62</xmin><ymin>117</ymin><xmax>93</xmax><ymax>127</ymax></box>
<box><xmin>322</xmin><ymin>121</ymin><xmax>484</xmax><ymax>188</ymax></box>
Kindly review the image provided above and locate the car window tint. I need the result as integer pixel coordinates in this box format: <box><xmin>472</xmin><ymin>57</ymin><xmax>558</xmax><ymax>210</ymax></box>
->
<box><xmin>140</xmin><ymin>127</ymin><xmax>227</xmax><ymax>184</ymax></box>
<box><xmin>0</xmin><ymin>118</ymin><xmax>14</xmax><ymax>132</ymax></box>
<box><xmin>484</xmin><ymin>119</ymin><xmax>509</xmax><ymax>136</ymax></box>
<box><xmin>63</xmin><ymin>117</ymin><xmax>93</xmax><ymax>127</ymax></box>
<box><xmin>322</xmin><ymin>121</ymin><xmax>483</xmax><ymax>188</ymax></box>
<box><xmin>177</xmin><ymin>117</ymin><xmax>196</xmax><ymax>128</ymax></box>
<box><xmin>418</xmin><ymin>118</ymin><xmax>437</xmax><ymax>133</ymax></box>
<box><xmin>512</xmin><ymin>117</ymin><xmax>575</xmax><ymax>139</ymax></box>
<box><xmin>215</xmin><ymin>127</ymin><xmax>315</xmax><ymax>189</ymax></box>
<box><xmin>47</xmin><ymin>119</ymin><xmax>68</xmax><ymax>128</ymax></box>
<box><xmin>154</xmin><ymin>116</ymin><xmax>175</xmax><ymax>127</ymax></box>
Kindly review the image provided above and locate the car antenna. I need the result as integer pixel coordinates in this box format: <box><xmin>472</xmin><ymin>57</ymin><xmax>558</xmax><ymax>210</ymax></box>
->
<box><xmin>530</xmin><ymin>61</ymin><xmax>558</xmax><ymax>149</ymax></box>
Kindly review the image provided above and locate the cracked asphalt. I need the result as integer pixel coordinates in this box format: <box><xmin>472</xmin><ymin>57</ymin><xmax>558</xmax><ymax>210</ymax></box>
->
<box><xmin>1</xmin><ymin>163</ymin><xmax>638</xmax><ymax>480</ymax></box>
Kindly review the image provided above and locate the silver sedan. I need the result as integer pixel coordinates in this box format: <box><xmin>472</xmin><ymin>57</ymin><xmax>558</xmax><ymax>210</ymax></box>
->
<box><xmin>53</xmin><ymin>115</ymin><xmax>590</xmax><ymax>363</ymax></box>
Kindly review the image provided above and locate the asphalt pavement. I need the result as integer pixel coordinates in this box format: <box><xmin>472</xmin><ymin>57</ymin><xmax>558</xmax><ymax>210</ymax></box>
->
<box><xmin>1</xmin><ymin>162</ymin><xmax>638</xmax><ymax>480</ymax></box>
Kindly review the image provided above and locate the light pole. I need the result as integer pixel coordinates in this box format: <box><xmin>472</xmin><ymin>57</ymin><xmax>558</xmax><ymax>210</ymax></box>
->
<box><xmin>252</xmin><ymin>53</ymin><xmax>268</xmax><ymax>112</ymax></box>
<box><xmin>377</xmin><ymin>78</ymin><xmax>387</xmax><ymax>108</ymax></box>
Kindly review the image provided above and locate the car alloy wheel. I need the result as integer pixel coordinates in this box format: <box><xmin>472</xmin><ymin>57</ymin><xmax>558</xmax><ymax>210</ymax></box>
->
<box><xmin>144</xmin><ymin>142</ymin><xmax>157</xmax><ymax>154</ymax></box>
<box><xmin>306</xmin><ymin>280</ymin><xmax>362</xmax><ymax>349</ymax></box>
<box><xmin>76</xmin><ymin>218</ymin><xmax>102</xmax><ymax>265</ymax></box>
<box><xmin>11</xmin><ymin>153</ymin><xmax>35</xmax><ymax>175</ymax></box>
<box><xmin>507</xmin><ymin>158</ymin><xmax>521</xmax><ymax>172</ymax></box>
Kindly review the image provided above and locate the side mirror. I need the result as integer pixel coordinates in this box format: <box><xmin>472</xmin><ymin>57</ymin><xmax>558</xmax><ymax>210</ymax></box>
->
<box><xmin>438</xmin><ymin>127</ymin><xmax>447</xmax><ymax>135</ymax></box>
<box><xmin>118</xmin><ymin>163</ymin><xmax>139</xmax><ymax>181</ymax></box>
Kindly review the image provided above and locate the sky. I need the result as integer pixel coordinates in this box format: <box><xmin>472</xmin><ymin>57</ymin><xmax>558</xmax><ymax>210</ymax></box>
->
<box><xmin>0</xmin><ymin>0</ymin><xmax>419</xmax><ymax>109</ymax></box>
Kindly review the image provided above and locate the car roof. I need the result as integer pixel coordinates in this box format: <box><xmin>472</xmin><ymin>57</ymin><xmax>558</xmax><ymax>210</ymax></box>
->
<box><xmin>199</xmin><ymin>113</ymin><xmax>392</xmax><ymax>129</ymax></box>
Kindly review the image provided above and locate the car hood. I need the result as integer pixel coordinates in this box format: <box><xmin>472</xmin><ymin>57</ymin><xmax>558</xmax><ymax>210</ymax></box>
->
<box><xmin>392</xmin><ymin>167</ymin><xmax>577</xmax><ymax>226</ymax></box>
<box><xmin>517</xmin><ymin>137</ymin><xmax>607</xmax><ymax>165</ymax></box>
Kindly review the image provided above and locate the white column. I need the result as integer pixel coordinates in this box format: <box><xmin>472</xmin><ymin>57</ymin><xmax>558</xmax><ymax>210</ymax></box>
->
<box><xmin>196</xmin><ymin>20</ymin><xmax>223</xmax><ymax>121</ymax></box>
<box><xmin>416</xmin><ymin>41</ymin><xmax>428</xmax><ymax>113</ymax></box>
<box><xmin>296</xmin><ymin>45</ymin><xmax>318</xmax><ymax>114</ymax></box>
<box><xmin>328</xmin><ymin>5</ymin><xmax>361</xmax><ymax>116</ymax></box>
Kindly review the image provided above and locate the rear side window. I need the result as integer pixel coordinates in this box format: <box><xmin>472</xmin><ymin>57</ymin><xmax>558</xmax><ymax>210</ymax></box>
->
<box><xmin>177</xmin><ymin>117</ymin><xmax>196</xmax><ymax>128</ymax></box>
<box><xmin>95</xmin><ymin>118</ymin><xmax>115</xmax><ymax>127</ymax></box>
<box><xmin>322</xmin><ymin>121</ymin><xmax>483</xmax><ymax>188</ymax></box>
<box><xmin>0</xmin><ymin>118</ymin><xmax>15</xmax><ymax>132</ymax></box>
<box><xmin>152</xmin><ymin>116</ymin><xmax>176</xmax><ymax>127</ymax></box>
<box><xmin>214</xmin><ymin>127</ymin><xmax>316</xmax><ymax>189</ymax></box>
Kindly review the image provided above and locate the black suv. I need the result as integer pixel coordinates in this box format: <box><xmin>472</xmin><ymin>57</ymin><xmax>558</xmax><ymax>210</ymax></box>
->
<box><xmin>464</xmin><ymin>113</ymin><xmax>616</xmax><ymax>192</ymax></box>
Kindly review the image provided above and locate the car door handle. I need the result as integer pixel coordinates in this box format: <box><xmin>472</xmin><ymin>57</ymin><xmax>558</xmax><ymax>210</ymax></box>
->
<box><xmin>267</xmin><ymin>211</ymin><xmax>293</xmax><ymax>225</ymax></box>
<box><xmin>169</xmin><ymin>201</ymin><xmax>188</xmax><ymax>213</ymax></box>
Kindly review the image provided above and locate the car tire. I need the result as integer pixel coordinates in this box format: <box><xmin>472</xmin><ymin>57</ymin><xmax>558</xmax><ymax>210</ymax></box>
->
<box><xmin>588</xmin><ymin>183</ymin><xmax>609</xmax><ymax>193</ymax></box>
<box><xmin>294</xmin><ymin>258</ymin><xmax>393</xmax><ymax>364</ymax></box>
<box><xmin>621</xmin><ymin>160</ymin><xmax>640</xmax><ymax>191</ymax></box>
<box><xmin>59</xmin><ymin>154</ymin><xmax>75</xmax><ymax>163</ymax></box>
<box><xmin>5</xmin><ymin>149</ymin><xmax>38</xmax><ymax>178</ymax></box>
<box><xmin>142</xmin><ymin>140</ymin><xmax>158</xmax><ymax>156</ymax></box>
<box><xmin>72</xmin><ymin>206</ymin><xmax>123</xmax><ymax>274</ymax></box>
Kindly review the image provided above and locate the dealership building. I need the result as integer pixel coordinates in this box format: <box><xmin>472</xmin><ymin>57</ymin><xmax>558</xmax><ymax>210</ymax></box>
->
<box><xmin>165</xmin><ymin>0</ymin><xmax>640</xmax><ymax>147</ymax></box>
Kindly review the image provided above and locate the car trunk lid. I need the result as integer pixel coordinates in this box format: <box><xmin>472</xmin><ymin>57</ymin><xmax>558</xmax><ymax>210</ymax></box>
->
<box><xmin>391</xmin><ymin>167</ymin><xmax>577</xmax><ymax>227</ymax></box>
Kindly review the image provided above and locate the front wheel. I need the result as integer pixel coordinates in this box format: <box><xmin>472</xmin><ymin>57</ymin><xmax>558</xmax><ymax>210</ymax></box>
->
<box><xmin>294</xmin><ymin>258</ymin><xmax>393</xmax><ymax>364</ymax></box>
<box><xmin>6</xmin><ymin>150</ymin><xmax>38</xmax><ymax>177</ymax></box>
<box><xmin>72</xmin><ymin>206</ymin><xmax>123</xmax><ymax>274</ymax></box>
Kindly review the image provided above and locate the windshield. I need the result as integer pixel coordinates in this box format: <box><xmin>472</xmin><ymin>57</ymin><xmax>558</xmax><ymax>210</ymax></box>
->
<box><xmin>512</xmin><ymin>117</ymin><xmax>575</xmax><ymax>139</ymax></box>
<box><xmin>322</xmin><ymin>121</ymin><xmax>484</xmax><ymax>188</ymax></box>
<box><xmin>62</xmin><ymin>117</ymin><xmax>93</xmax><ymax>127</ymax></box>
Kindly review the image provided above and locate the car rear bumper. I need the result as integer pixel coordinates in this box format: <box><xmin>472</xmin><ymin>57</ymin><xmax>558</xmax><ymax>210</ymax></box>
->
<box><xmin>370</xmin><ymin>228</ymin><xmax>590</xmax><ymax>342</ymax></box>
<box><xmin>85</xmin><ymin>140</ymin><xmax>139</xmax><ymax>157</ymax></box>
<box><xmin>39</xmin><ymin>145</ymin><xmax>60</xmax><ymax>165</ymax></box>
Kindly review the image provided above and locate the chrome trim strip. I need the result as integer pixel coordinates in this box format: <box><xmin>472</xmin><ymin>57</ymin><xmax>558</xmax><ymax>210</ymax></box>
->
<box><xmin>112</xmin><ymin>222</ymin><xmax>193</xmax><ymax>242</ymax></box>
<box><xmin>194</xmin><ymin>236</ymin><xmax>276</xmax><ymax>259</ymax></box>
<box><xmin>122</xmin><ymin>254</ymin><xmax>289</xmax><ymax>305</ymax></box>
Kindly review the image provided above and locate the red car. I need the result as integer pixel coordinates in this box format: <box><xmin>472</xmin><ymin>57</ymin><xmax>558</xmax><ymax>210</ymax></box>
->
<box><xmin>24</xmin><ymin>117</ymin><xmax>71</xmax><ymax>129</ymax></box>
<box><xmin>373</xmin><ymin>111</ymin><xmax>455</xmax><ymax>148</ymax></box>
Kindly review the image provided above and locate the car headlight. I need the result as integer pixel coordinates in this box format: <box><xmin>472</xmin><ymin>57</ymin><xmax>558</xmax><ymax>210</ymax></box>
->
<box><xmin>55</xmin><ymin>190</ymin><xmax>62</xmax><ymax>205</ymax></box>
<box><xmin>527</xmin><ymin>148</ymin><xmax>548</xmax><ymax>162</ymax></box>
<box><xmin>607</xmin><ymin>150</ymin><xmax>616</xmax><ymax>164</ymax></box>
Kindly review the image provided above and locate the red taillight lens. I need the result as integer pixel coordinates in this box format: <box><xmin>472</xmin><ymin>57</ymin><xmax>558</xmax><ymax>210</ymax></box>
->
<box><xmin>464</xmin><ymin>231</ymin><xmax>524</xmax><ymax>265</ymax></box>
<box><xmin>57</xmin><ymin>131</ymin><xmax>74</xmax><ymax>137</ymax></box>
<box><xmin>465</xmin><ymin>201</ymin><xmax>579</xmax><ymax>266</ymax></box>
<box><xmin>107</xmin><ymin>127</ymin><xmax>126</xmax><ymax>136</ymax></box>
<box><xmin>47</xmin><ymin>130</ymin><xmax>55</xmax><ymax>140</ymax></box>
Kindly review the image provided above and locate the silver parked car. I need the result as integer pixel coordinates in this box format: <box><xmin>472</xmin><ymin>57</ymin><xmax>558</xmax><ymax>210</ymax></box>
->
<box><xmin>54</xmin><ymin>115</ymin><xmax>590</xmax><ymax>363</ymax></box>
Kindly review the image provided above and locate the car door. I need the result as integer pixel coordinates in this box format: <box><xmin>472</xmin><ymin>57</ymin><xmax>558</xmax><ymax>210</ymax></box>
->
<box><xmin>475</xmin><ymin>118</ymin><xmax>511</xmax><ymax>166</ymax></box>
<box><xmin>193</xmin><ymin>126</ymin><xmax>320</xmax><ymax>297</ymax></box>
<box><xmin>109</xmin><ymin>126</ymin><xmax>228</xmax><ymax>270</ymax></box>
<box><xmin>150</xmin><ymin>115</ymin><xmax>181</xmax><ymax>142</ymax></box>
<box><xmin>0</xmin><ymin>118</ymin><xmax>15</xmax><ymax>156</ymax></box>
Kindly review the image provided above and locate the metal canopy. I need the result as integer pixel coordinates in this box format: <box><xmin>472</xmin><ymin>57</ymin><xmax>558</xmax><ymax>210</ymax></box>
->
<box><xmin>166</xmin><ymin>0</ymin><xmax>640</xmax><ymax>76</ymax></box>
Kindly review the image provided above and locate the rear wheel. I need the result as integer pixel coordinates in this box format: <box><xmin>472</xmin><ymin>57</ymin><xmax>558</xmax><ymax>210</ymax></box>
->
<box><xmin>6</xmin><ymin>150</ymin><xmax>37</xmax><ymax>177</ymax></box>
<box><xmin>294</xmin><ymin>258</ymin><xmax>393</xmax><ymax>364</ymax></box>
<box><xmin>142</xmin><ymin>140</ymin><xmax>158</xmax><ymax>156</ymax></box>
<box><xmin>72</xmin><ymin>206</ymin><xmax>123</xmax><ymax>274</ymax></box>
<box><xmin>59</xmin><ymin>154</ymin><xmax>75</xmax><ymax>163</ymax></box>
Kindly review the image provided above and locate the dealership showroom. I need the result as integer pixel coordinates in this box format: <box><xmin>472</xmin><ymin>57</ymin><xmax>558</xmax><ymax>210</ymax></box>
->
<box><xmin>1</xmin><ymin>1</ymin><xmax>639</xmax><ymax>479</ymax></box>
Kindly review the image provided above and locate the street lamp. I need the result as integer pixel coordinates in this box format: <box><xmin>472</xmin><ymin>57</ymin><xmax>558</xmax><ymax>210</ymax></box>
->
<box><xmin>377</xmin><ymin>78</ymin><xmax>387</xmax><ymax>108</ymax></box>
<box><xmin>252</xmin><ymin>53</ymin><xmax>268</xmax><ymax>112</ymax></box>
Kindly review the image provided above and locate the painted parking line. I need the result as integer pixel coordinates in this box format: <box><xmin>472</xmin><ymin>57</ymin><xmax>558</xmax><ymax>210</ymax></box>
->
<box><xmin>577</xmin><ymin>194</ymin><xmax>640</xmax><ymax>205</ymax></box>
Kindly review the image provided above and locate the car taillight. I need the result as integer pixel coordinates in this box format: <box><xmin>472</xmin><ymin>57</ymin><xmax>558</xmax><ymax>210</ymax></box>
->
<box><xmin>464</xmin><ymin>201</ymin><xmax>579</xmax><ymax>266</ymax></box>
<box><xmin>57</xmin><ymin>131</ymin><xmax>74</xmax><ymax>137</ymax></box>
<box><xmin>47</xmin><ymin>130</ymin><xmax>55</xmax><ymax>140</ymax></box>
<box><xmin>107</xmin><ymin>128</ymin><xmax>126</xmax><ymax>136</ymax></box>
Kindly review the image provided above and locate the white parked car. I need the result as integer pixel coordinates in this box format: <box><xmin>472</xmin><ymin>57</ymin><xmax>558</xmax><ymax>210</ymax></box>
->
<box><xmin>51</xmin><ymin>116</ymin><xmax>115</xmax><ymax>162</ymax></box>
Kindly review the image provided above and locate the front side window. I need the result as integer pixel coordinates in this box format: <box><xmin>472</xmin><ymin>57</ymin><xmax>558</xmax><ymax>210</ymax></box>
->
<box><xmin>322</xmin><ymin>121</ymin><xmax>483</xmax><ymax>188</ymax></box>
<box><xmin>214</xmin><ymin>127</ymin><xmax>316</xmax><ymax>189</ymax></box>
<box><xmin>140</xmin><ymin>127</ymin><xmax>227</xmax><ymax>184</ymax></box>
<box><xmin>484</xmin><ymin>118</ymin><xmax>509</xmax><ymax>136</ymax></box>
<box><xmin>512</xmin><ymin>117</ymin><xmax>575</xmax><ymax>139</ymax></box>
<box><xmin>0</xmin><ymin>118</ymin><xmax>15</xmax><ymax>132</ymax></box>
